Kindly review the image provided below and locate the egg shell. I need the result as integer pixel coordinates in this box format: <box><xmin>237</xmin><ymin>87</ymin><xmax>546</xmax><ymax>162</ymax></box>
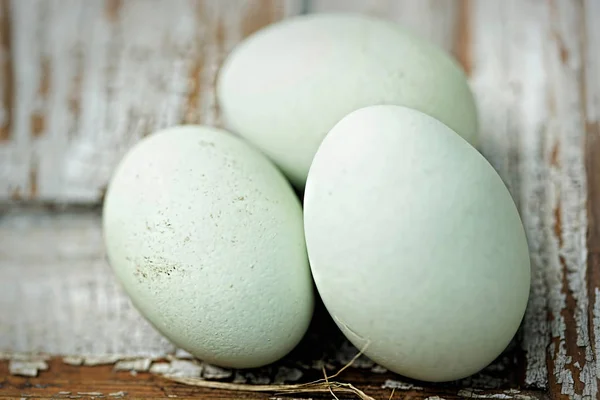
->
<box><xmin>217</xmin><ymin>13</ymin><xmax>478</xmax><ymax>188</ymax></box>
<box><xmin>103</xmin><ymin>125</ymin><xmax>314</xmax><ymax>368</ymax></box>
<box><xmin>303</xmin><ymin>105</ymin><xmax>530</xmax><ymax>382</ymax></box>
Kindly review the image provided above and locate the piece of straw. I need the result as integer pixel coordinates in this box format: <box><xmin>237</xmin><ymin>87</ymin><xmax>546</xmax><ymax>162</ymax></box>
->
<box><xmin>163</xmin><ymin>342</ymin><xmax>379</xmax><ymax>400</ymax></box>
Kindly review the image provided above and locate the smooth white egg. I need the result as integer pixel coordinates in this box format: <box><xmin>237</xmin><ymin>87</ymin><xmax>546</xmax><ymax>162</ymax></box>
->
<box><xmin>103</xmin><ymin>125</ymin><xmax>314</xmax><ymax>368</ymax></box>
<box><xmin>304</xmin><ymin>105</ymin><xmax>530</xmax><ymax>382</ymax></box>
<box><xmin>218</xmin><ymin>13</ymin><xmax>478</xmax><ymax>188</ymax></box>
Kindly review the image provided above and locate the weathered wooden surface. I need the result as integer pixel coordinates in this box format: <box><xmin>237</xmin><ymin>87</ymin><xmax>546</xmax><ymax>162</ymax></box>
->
<box><xmin>468</xmin><ymin>1</ymin><xmax>596</xmax><ymax>398</ymax></box>
<box><xmin>312</xmin><ymin>1</ymin><xmax>600</xmax><ymax>398</ymax></box>
<box><xmin>1</xmin><ymin>0</ymin><xmax>600</xmax><ymax>399</ymax></box>
<box><xmin>0</xmin><ymin>358</ymin><xmax>548</xmax><ymax>400</ymax></box>
<box><xmin>0</xmin><ymin>210</ymin><xmax>175</xmax><ymax>356</ymax></box>
<box><xmin>0</xmin><ymin>0</ymin><xmax>301</xmax><ymax>203</ymax></box>
<box><xmin>0</xmin><ymin>208</ymin><xmax>529</xmax><ymax>391</ymax></box>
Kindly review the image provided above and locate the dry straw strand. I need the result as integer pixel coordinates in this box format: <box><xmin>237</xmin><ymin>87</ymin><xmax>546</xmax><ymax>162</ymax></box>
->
<box><xmin>163</xmin><ymin>342</ymin><xmax>379</xmax><ymax>400</ymax></box>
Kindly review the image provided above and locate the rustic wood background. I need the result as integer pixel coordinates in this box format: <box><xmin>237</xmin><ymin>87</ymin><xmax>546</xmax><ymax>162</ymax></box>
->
<box><xmin>1</xmin><ymin>0</ymin><xmax>599</xmax><ymax>399</ymax></box>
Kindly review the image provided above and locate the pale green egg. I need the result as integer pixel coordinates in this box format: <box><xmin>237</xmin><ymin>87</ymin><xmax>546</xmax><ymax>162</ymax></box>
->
<box><xmin>304</xmin><ymin>105</ymin><xmax>530</xmax><ymax>382</ymax></box>
<box><xmin>103</xmin><ymin>125</ymin><xmax>314</xmax><ymax>368</ymax></box>
<box><xmin>217</xmin><ymin>13</ymin><xmax>478</xmax><ymax>189</ymax></box>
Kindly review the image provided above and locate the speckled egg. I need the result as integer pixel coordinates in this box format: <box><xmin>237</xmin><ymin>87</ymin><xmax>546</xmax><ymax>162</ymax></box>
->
<box><xmin>103</xmin><ymin>125</ymin><xmax>314</xmax><ymax>368</ymax></box>
<box><xmin>217</xmin><ymin>13</ymin><xmax>478</xmax><ymax>188</ymax></box>
<box><xmin>304</xmin><ymin>105</ymin><xmax>530</xmax><ymax>382</ymax></box>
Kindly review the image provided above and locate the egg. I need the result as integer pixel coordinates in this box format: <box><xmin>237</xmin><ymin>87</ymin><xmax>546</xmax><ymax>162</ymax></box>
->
<box><xmin>103</xmin><ymin>125</ymin><xmax>314</xmax><ymax>368</ymax></box>
<box><xmin>217</xmin><ymin>13</ymin><xmax>478</xmax><ymax>188</ymax></box>
<box><xmin>303</xmin><ymin>105</ymin><xmax>530</xmax><ymax>382</ymax></box>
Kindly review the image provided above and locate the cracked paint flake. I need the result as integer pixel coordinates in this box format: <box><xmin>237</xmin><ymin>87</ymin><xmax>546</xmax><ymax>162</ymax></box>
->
<box><xmin>9</xmin><ymin>360</ymin><xmax>48</xmax><ymax>377</ymax></box>
<box><xmin>113</xmin><ymin>358</ymin><xmax>151</xmax><ymax>372</ymax></box>
<box><xmin>381</xmin><ymin>379</ymin><xmax>424</xmax><ymax>391</ymax></box>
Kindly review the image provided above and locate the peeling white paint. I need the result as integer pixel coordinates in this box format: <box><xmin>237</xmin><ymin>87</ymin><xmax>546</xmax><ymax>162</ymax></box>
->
<box><xmin>381</xmin><ymin>379</ymin><xmax>423</xmax><ymax>391</ymax></box>
<box><xmin>164</xmin><ymin>359</ymin><xmax>203</xmax><ymax>378</ymax></box>
<box><xmin>469</xmin><ymin>0</ymin><xmax>600</xmax><ymax>395</ymax></box>
<box><xmin>114</xmin><ymin>358</ymin><xmax>151</xmax><ymax>372</ymax></box>
<box><xmin>457</xmin><ymin>389</ymin><xmax>539</xmax><ymax>400</ymax></box>
<box><xmin>458</xmin><ymin>390</ymin><xmax>513</xmax><ymax>399</ymax></box>
<box><xmin>8</xmin><ymin>359</ymin><xmax>48</xmax><ymax>376</ymax></box>
<box><xmin>82</xmin><ymin>354</ymin><xmax>129</xmax><ymax>366</ymax></box>
<box><xmin>173</xmin><ymin>348</ymin><xmax>194</xmax><ymax>360</ymax></box>
<box><xmin>149</xmin><ymin>362</ymin><xmax>171</xmax><ymax>375</ymax></box>
<box><xmin>62</xmin><ymin>356</ymin><xmax>83</xmax><ymax>366</ymax></box>
<box><xmin>0</xmin><ymin>0</ymin><xmax>301</xmax><ymax>203</ymax></box>
<box><xmin>585</xmin><ymin>0</ymin><xmax>600</xmax><ymax>385</ymax></box>
<box><xmin>595</xmin><ymin>288</ymin><xmax>600</xmax><ymax>379</ymax></box>
<box><xmin>470</xmin><ymin>0</ymin><xmax>553</xmax><ymax>389</ymax></box>
<box><xmin>546</xmin><ymin>0</ymin><xmax>597</xmax><ymax>398</ymax></box>
<box><xmin>371</xmin><ymin>364</ymin><xmax>387</xmax><ymax>374</ymax></box>
<box><xmin>202</xmin><ymin>363</ymin><xmax>233</xmax><ymax>380</ymax></box>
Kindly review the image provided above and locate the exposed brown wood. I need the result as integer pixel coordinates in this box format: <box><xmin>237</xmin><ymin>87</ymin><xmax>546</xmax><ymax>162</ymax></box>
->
<box><xmin>9</xmin><ymin>187</ymin><xmax>20</xmax><ymax>201</ymax></box>
<box><xmin>454</xmin><ymin>0</ymin><xmax>472</xmax><ymax>75</ymax></box>
<box><xmin>466</xmin><ymin>0</ymin><xmax>600</xmax><ymax>394</ymax></box>
<box><xmin>182</xmin><ymin>2</ymin><xmax>207</xmax><ymax>125</ymax></box>
<box><xmin>544</xmin><ymin>0</ymin><xmax>597</xmax><ymax>398</ymax></box>
<box><xmin>585</xmin><ymin>121</ymin><xmax>600</xmax><ymax>400</ymax></box>
<box><xmin>587</xmin><ymin>123</ymin><xmax>600</xmax><ymax>251</ymax></box>
<box><xmin>31</xmin><ymin>55</ymin><xmax>51</xmax><ymax>139</ymax></box>
<box><xmin>0</xmin><ymin>358</ymin><xmax>548</xmax><ymax>400</ymax></box>
<box><xmin>242</xmin><ymin>0</ymin><xmax>279</xmax><ymax>37</ymax></box>
<box><xmin>583</xmin><ymin>0</ymin><xmax>600</xmax><ymax>397</ymax></box>
<box><xmin>105</xmin><ymin>0</ymin><xmax>123</xmax><ymax>21</ymax></box>
<box><xmin>0</xmin><ymin>0</ymin><xmax>12</xmax><ymax>141</ymax></box>
<box><xmin>550</xmin><ymin>142</ymin><xmax>560</xmax><ymax>168</ymax></box>
<box><xmin>211</xmin><ymin>17</ymin><xmax>226</xmax><ymax>126</ymax></box>
<box><xmin>30</xmin><ymin>113</ymin><xmax>45</xmax><ymax>137</ymax></box>
<box><xmin>28</xmin><ymin>157</ymin><xmax>37</xmax><ymax>199</ymax></box>
<box><xmin>183</xmin><ymin>59</ymin><xmax>204</xmax><ymax>124</ymax></box>
<box><xmin>38</xmin><ymin>56</ymin><xmax>51</xmax><ymax>97</ymax></box>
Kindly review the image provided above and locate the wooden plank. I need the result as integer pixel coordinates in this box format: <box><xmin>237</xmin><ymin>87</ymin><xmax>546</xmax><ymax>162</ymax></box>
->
<box><xmin>0</xmin><ymin>209</ymin><xmax>532</xmax><ymax>391</ymax></box>
<box><xmin>0</xmin><ymin>209</ymin><xmax>175</xmax><ymax>356</ymax></box>
<box><xmin>0</xmin><ymin>0</ymin><xmax>302</xmax><ymax>204</ymax></box>
<box><xmin>468</xmin><ymin>0</ymin><xmax>551</xmax><ymax>390</ymax></box>
<box><xmin>309</xmin><ymin>0</ymin><xmax>531</xmax><ymax>388</ymax></box>
<box><xmin>0</xmin><ymin>358</ymin><xmax>548</xmax><ymax>399</ymax></box>
<box><xmin>584</xmin><ymin>0</ymin><xmax>600</xmax><ymax>395</ymax></box>
<box><xmin>1</xmin><ymin>0</ymin><xmax>599</xmax><ymax>398</ymax></box>
<box><xmin>468</xmin><ymin>0</ymin><xmax>599</xmax><ymax>397</ymax></box>
<box><xmin>309</xmin><ymin>0</ymin><xmax>461</xmax><ymax>54</ymax></box>
<box><xmin>309</xmin><ymin>0</ymin><xmax>600</xmax><ymax>396</ymax></box>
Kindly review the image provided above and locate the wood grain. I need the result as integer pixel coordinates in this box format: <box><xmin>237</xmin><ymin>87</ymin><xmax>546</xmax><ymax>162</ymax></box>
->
<box><xmin>0</xmin><ymin>210</ymin><xmax>176</xmax><ymax>356</ymax></box>
<box><xmin>0</xmin><ymin>358</ymin><xmax>548</xmax><ymax>400</ymax></box>
<box><xmin>310</xmin><ymin>0</ymin><xmax>461</xmax><ymax>54</ymax></box>
<box><xmin>467</xmin><ymin>0</ymin><xmax>598</xmax><ymax>397</ymax></box>
<box><xmin>0</xmin><ymin>209</ymin><xmax>529</xmax><ymax>392</ymax></box>
<box><xmin>0</xmin><ymin>0</ymin><xmax>12</xmax><ymax>142</ymax></box>
<box><xmin>2</xmin><ymin>0</ymin><xmax>600</xmax><ymax>398</ymax></box>
<box><xmin>584</xmin><ymin>0</ymin><xmax>600</xmax><ymax>396</ymax></box>
<box><xmin>310</xmin><ymin>1</ymin><xmax>600</xmax><ymax>396</ymax></box>
<box><xmin>0</xmin><ymin>0</ymin><xmax>301</xmax><ymax>203</ymax></box>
